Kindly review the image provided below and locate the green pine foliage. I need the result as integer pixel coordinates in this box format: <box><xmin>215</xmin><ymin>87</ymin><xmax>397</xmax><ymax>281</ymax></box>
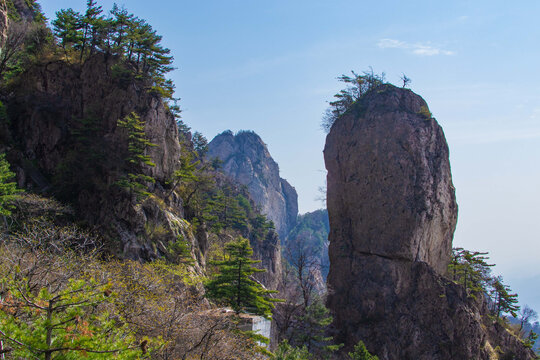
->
<box><xmin>292</xmin><ymin>296</ymin><xmax>342</xmax><ymax>358</ymax></box>
<box><xmin>448</xmin><ymin>248</ymin><xmax>494</xmax><ymax>295</ymax></box>
<box><xmin>322</xmin><ymin>69</ymin><xmax>386</xmax><ymax>132</ymax></box>
<box><xmin>0</xmin><ymin>277</ymin><xmax>151</xmax><ymax>359</ymax></box>
<box><xmin>116</xmin><ymin>112</ymin><xmax>156</xmax><ymax>201</ymax></box>
<box><xmin>448</xmin><ymin>248</ymin><xmax>521</xmax><ymax>321</ymax></box>
<box><xmin>274</xmin><ymin>340</ymin><xmax>312</xmax><ymax>360</ymax></box>
<box><xmin>50</xmin><ymin>1</ymin><xmax>175</xmax><ymax>101</ymax></box>
<box><xmin>490</xmin><ymin>276</ymin><xmax>520</xmax><ymax>320</ymax></box>
<box><xmin>205</xmin><ymin>237</ymin><xmax>280</xmax><ymax>318</ymax></box>
<box><xmin>348</xmin><ymin>341</ymin><xmax>379</xmax><ymax>360</ymax></box>
<box><xmin>0</xmin><ymin>153</ymin><xmax>21</xmax><ymax>216</ymax></box>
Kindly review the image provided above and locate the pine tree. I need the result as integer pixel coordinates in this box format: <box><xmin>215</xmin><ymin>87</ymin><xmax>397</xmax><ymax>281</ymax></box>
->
<box><xmin>348</xmin><ymin>341</ymin><xmax>379</xmax><ymax>360</ymax></box>
<box><xmin>205</xmin><ymin>237</ymin><xmax>280</xmax><ymax>318</ymax></box>
<box><xmin>448</xmin><ymin>248</ymin><xmax>494</xmax><ymax>294</ymax></box>
<box><xmin>116</xmin><ymin>112</ymin><xmax>156</xmax><ymax>201</ymax></box>
<box><xmin>293</xmin><ymin>296</ymin><xmax>341</xmax><ymax>357</ymax></box>
<box><xmin>0</xmin><ymin>153</ymin><xmax>21</xmax><ymax>216</ymax></box>
<box><xmin>52</xmin><ymin>8</ymin><xmax>82</xmax><ymax>58</ymax></box>
<box><xmin>79</xmin><ymin>0</ymin><xmax>103</xmax><ymax>60</ymax></box>
<box><xmin>490</xmin><ymin>276</ymin><xmax>519</xmax><ymax>320</ymax></box>
<box><xmin>0</xmin><ymin>277</ymin><xmax>150</xmax><ymax>359</ymax></box>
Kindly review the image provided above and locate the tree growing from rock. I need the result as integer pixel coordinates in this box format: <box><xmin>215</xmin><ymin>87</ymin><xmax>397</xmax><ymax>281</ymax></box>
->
<box><xmin>490</xmin><ymin>276</ymin><xmax>520</xmax><ymax>320</ymax></box>
<box><xmin>116</xmin><ymin>112</ymin><xmax>156</xmax><ymax>201</ymax></box>
<box><xmin>348</xmin><ymin>341</ymin><xmax>379</xmax><ymax>360</ymax></box>
<box><xmin>321</xmin><ymin>69</ymin><xmax>386</xmax><ymax>132</ymax></box>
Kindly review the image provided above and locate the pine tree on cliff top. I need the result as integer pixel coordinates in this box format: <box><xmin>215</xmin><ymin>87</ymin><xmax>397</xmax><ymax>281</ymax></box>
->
<box><xmin>205</xmin><ymin>237</ymin><xmax>279</xmax><ymax>318</ymax></box>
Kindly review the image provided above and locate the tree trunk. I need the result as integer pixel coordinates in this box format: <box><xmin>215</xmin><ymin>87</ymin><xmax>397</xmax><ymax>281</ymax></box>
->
<box><xmin>0</xmin><ymin>0</ymin><xmax>8</xmax><ymax>50</ymax></box>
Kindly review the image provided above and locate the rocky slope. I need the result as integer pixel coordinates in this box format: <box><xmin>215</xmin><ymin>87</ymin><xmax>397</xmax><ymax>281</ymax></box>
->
<box><xmin>324</xmin><ymin>84</ymin><xmax>535</xmax><ymax>359</ymax></box>
<box><xmin>208</xmin><ymin>130</ymin><xmax>298</xmax><ymax>240</ymax></box>
<box><xmin>3</xmin><ymin>55</ymin><xmax>187</xmax><ymax>260</ymax></box>
<box><xmin>2</xmin><ymin>54</ymin><xmax>283</xmax><ymax>291</ymax></box>
<box><xmin>285</xmin><ymin>209</ymin><xmax>329</xmax><ymax>281</ymax></box>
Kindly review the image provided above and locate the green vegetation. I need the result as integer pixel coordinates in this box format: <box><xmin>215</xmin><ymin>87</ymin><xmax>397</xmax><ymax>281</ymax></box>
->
<box><xmin>448</xmin><ymin>247</ymin><xmax>537</xmax><ymax>350</ymax></box>
<box><xmin>348</xmin><ymin>341</ymin><xmax>379</xmax><ymax>360</ymax></box>
<box><xmin>274</xmin><ymin>340</ymin><xmax>311</xmax><ymax>360</ymax></box>
<box><xmin>116</xmin><ymin>112</ymin><xmax>156</xmax><ymax>201</ymax></box>
<box><xmin>448</xmin><ymin>247</ymin><xmax>519</xmax><ymax>319</ymax></box>
<box><xmin>322</xmin><ymin>69</ymin><xmax>386</xmax><ymax>132</ymax></box>
<box><xmin>285</xmin><ymin>209</ymin><xmax>329</xmax><ymax>279</ymax></box>
<box><xmin>276</xmin><ymin>215</ymin><xmax>343</xmax><ymax>359</ymax></box>
<box><xmin>205</xmin><ymin>237</ymin><xmax>280</xmax><ymax>318</ymax></box>
<box><xmin>449</xmin><ymin>248</ymin><xmax>494</xmax><ymax>295</ymax></box>
<box><xmin>50</xmin><ymin>1</ymin><xmax>174</xmax><ymax>100</ymax></box>
<box><xmin>0</xmin><ymin>0</ymin><xmax>50</xmax><ymax>83</ymax></box>
<box><xmin>0</xmin><ymin>153</ymin><xmax>21</xmax><ymax>215</ymax></box>
<box><xmin>0</xmin><ymin>194</ymin><xmax>265</xmax><ymax>359</ymax></box>
<box><xmin>0</xmin><ymin>277</ymin><xmax>148</xmax><ymax>360</ymax></box>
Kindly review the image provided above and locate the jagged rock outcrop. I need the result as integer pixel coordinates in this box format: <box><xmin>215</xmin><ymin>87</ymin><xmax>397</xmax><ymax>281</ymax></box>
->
<box><xmin>2</xmin><ymin>55</ymin><xmax>284</xmax><ymax>287</ymax></box>
<box><xmin>3</xmin><ymin>54</ymin><xmax>191</xmax><ymax>262</ymax></box>
<box><xmin>324</xmin><ymin>84</ymin><xmax>535</xmax><ymax>359</ymax></box>
<box><xmin>208</xmin><ymin>130</ymin><xmax>298</xmax><ymax>240</ymax></box>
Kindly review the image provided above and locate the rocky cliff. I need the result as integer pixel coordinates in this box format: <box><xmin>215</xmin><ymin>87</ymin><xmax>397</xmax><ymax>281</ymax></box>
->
<box><xmin>3</xmin><ymin>54</ymin><xmax>189</xmax><ymax>260</ymax></box>
<box><xmin>285</xmin><ymin>209</ymin><xmax>329</xmax><ymax>282</ymax></box>
<box><xmin>2</xmin><ymin>53</ymin><xmax>285</xmax><ymax>291</ymax></box>
<box><xmin>208</xmin><ymin>130</ymin><xmax>298</xmax><ymax>240</ymax></box>
<box><xmin>324</xmin><ymin>84</ymin><xmax>534</xmax><ymax>359</ymax></box>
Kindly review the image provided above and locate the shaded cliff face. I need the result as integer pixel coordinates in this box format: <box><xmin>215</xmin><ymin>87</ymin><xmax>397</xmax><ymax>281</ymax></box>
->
<box><xmin>5</xmin><ymin>55</ymin><xmax>186</xmax><ymax>260</ymax></box>
<box><xmin>208</xmin><ymin>131</ymin><xmax>298</xmax><ymax>240</ymax></box>
<box><xmin>324</xmin><ymin>85</ymin><xmax>534</xmax><ymax>359</ymax></box>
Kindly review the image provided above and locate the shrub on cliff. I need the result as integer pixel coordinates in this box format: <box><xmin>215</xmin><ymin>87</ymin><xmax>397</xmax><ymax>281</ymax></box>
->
<box><xmin>321</xmin><ymin>69</ymin><xmax>386</xmax><ymax>133</ymax></box>
<box><xmin>348</xmin><ymin>341</ymin><xmax>379</xmax><ymax>360</ymax></box>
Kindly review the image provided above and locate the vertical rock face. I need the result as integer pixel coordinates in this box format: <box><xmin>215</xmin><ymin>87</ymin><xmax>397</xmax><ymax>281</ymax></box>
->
<box><xmin>6</xmin><ymin>55</ymin><xmax>184</xmax><ymax>260</ymax></box>
<box><xmin>324</xmin><ymin>85</ymin><xmax>456</xmax><ymax>275</ymax></box>
<box><xmin>208</xmin><ymin>130</ymin><xmax>298</xmax><ymax>240</ymax></box>
<box><xmin>324</xmin><ymin>85</ymin><xmax>534</xmax><ymax>359</ymax></box>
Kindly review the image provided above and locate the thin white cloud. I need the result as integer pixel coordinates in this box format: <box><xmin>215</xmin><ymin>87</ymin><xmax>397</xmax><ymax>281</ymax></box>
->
<box><xmin>378</xmin><ymin>38</ymin><xmax>455</xmax><ymax>56</ymax></box>
<box><xmin>452</xmin><ymin>128</ymin><xmax>540</xmax><ymax>144</ymax></box>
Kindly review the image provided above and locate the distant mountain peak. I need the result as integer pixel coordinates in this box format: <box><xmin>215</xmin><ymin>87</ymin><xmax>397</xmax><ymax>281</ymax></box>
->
<box><xmin>208</xmin><ymin>130</ymin><xmax>298</xmax><ymax>240</ymax></box>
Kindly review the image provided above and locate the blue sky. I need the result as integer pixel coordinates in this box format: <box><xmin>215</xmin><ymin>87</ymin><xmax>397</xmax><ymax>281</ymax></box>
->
<box><xmin>41</xmin><ymin>1</ymin><xmax>540</xmax><ymax>312</ymax></box>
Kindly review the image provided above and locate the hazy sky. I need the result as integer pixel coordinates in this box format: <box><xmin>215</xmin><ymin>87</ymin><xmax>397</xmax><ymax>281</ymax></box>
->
<box><xmin>41</xmin><ymin>1</ymin><xmax>540</xmax><ymax>312</ymax></box>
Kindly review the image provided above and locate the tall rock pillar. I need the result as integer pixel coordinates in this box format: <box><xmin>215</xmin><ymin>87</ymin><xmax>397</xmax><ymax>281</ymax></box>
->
<box><xmin>324</xmin><ymin>84</ymin><xmax>533</xmax><ymax>359</ymax></box>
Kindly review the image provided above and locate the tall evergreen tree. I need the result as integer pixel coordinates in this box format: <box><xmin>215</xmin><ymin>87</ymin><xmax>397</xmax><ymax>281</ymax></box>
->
<box><xmin>348</xmin><ymin>341</ymin><xmax>379</xmax><ymax>360</ymax></box>
<box><xmin>116</xmin><ymin>112</ymin><xmax>156</xmax><ymax>201</ymax></box>
<box><xmin>205</xmin><ymin>237</ymin><xmax>280</xmax><ymax>318</ymax></box>
<box><xmin>0</xmin><ymin>153</ymin><xmax>20</xmax><ymax>216</ymax></box>
<box><xmin>490</xmin><ymin>276</ymin><xmax>519</xmax><ymax>319</ymax></box>
<box><xmin>52</xmin><ymin>8</ymin><xmax>82</xmax><ymax>58</ymax></box>
<box><xmin>79</xmin><ymin>0</ymin><xmax>103</xmax><ymax>60</ymax></box>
